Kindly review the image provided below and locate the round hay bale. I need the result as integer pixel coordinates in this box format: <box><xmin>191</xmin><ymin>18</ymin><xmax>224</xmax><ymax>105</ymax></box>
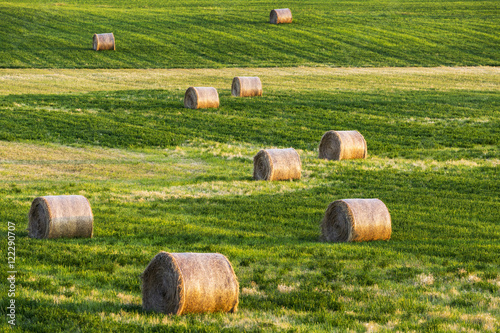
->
<box><xmin>270</xmin><ymin>8</ymin><xmax>292</xmax><ymax>24</ymax></box>
<box><xmin>93</xmin><ymin>33</ymin><xmax>115</xmax><ymax>51</ymax></box>
<box><xmin>184</xmin><ymin>87</ymin><xmax>219</xmax><ymax>109</ymax></box>
<box><xmin>253</xmin><ymin>148</ymin><xmax>301</xmax><ymax>181</ymax></box>
<box><xmin>321</xmin><ymin>199</ymin><xmax>391</xmax><ymax>242</ymax></box>
<box><xmin>28</xmin><ymin>195</ymin><xmax>93</xmax><ymax>239</ymax></box>
<box><xmin>318</xmin><ymin>130</ymin><xmax>367</xmax><ymax>160</ymax></box>
<box><xmin>231</xmin><ymin>77</ymin><xmax>263</xmax><ymax>97</ymax></box>
<box><xmin>141</xmin><ymin>252</ymin><xmax>239</xmax><ymax>315</ymax></box>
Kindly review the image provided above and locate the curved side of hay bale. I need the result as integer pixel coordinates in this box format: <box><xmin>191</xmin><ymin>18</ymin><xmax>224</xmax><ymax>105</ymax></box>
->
<box><xmin>321</xmin><ymin>198</ymin><xmax>391</xmax><ymax>242</ymax></box>
<box><xmin>28</xmin><ymin>195</ymin><xmax>93</xmax><ymax>239</ymax></box>
<box><xmin>270</xmin><ymin>8</ymin><xmax>293</xmax><ymax>24</ymax></box>
<box><xmin>253</xmin><ymin>148</ymin><xmax>301</xmax><ymax>181</ymax></box>
<box><xmin>184</xmin><ymin>87</ymin><xmax>219</xmax><ymax>109</ymax></box>
<box><xmin>142</xmin><ymin>252</ymin><xmax>239</xmax><ymax>315</ymax></box>
<box><xmin>231</xmin><ymin>77</ymin><xmax>263</xmax><ymax>97</ymax></box>
<box><xmin>93</xmin><ymin>33</ymin><xmax>115</xmax><ymax>51</ymax></box>
<box><xmin>318</xmin><ymin>130</ymin><xmax>367</xmax><ymax>160</ymax></box>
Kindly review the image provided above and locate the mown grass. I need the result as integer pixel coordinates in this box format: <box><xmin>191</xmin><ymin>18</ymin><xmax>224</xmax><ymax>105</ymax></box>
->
<box><xmin>0</xmin><ymin>68</ymin><xmax>499</xmax><ymax>332</ymax></box>
<box><xmin>0</xmin><ymin>0</ymin><xmax>498</xmax><ymax>68</ymax></box>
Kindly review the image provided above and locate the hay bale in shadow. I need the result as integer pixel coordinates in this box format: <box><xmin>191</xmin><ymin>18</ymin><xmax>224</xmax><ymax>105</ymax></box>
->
<box><xmin>270</xmin><ymin>8</ymin><xmax>292</xmax><ymax>24</ymax></box>
<box><xmin>321</xmin><ymin>199</ymin><xmax>391</xmax><ymax>242</ymax></box>
<box><xmin>253</xmin><ymin>148</ymin><xmax>301</xmax><ymax>181</ymax></box>
<box><xmin>28</xmin><ymin>195</ymin><xmax>93</xmax><ymax>239</ymax></box>
<box><xmin>142</xmin><ymin>252</ymin><xmax>239</xmax><ymax>315</ymax></box>
<box><xmin>184</xmin><ymin>87</ymin><xmax>219</xmax><ymax>109</ymax></box>
<box><xmin>231</xmin><ymin>77</ymin><xmax>263</xmax><ymax>97</ymax></box>
<box><xmin>93</xmin><ymin>33</ymin><xmax>115</xmax><ymax>51</ymax></box>
<box><xmin>318</xmin><ymin>130</ymin><xmax>367</xmax><ymax>160</ymax></box>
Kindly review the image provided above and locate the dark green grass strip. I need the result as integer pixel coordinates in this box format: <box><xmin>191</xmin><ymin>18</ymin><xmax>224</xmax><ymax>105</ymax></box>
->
<box><xmin>1</xmin><ymin>89</ymin><xmax>498</xmax><ymax>159</ymax></box>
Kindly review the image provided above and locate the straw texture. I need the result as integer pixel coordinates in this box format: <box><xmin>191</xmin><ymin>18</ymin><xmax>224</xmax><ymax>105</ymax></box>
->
<box><xmin>28</xmin><ymin>195</ymin><xmax>93</xmax><ymax>239</ymax></box>
<box><xmin>270</xmin><ymin>8</ymin><xmax>293</xmax><ymax>24</ymax></box>
<box><xmin>184</xmin><ymin>87</ymin><xmax>220</xmax><ymax>109</ymax></box>
<box><xmin>93</xmin><ymin>33</ymin><xmax>115</xmax><ymax>51</ymax></box>
<box><xmin>253</xmin><ymin>148</ymin><xmax>301</xmax><ymax>181</ymax></box>
<box><xmin>321</xmin><ymin>199</ymin><xmax>391</xmax><ymax>242</ymax></box>
<box><xmin>231</xmin><ymin>77</ymin><xmax>263</xmax><ymax>97</ymax></box>
<box><xmin>142</xmin><ymin>252</ymin><xmax>239</xmax><ymax>315</ymax></box>
<box><xmin>318</xmin><ymin>130</ymin><xmax>367</xmax><ymax>160</ymax></box>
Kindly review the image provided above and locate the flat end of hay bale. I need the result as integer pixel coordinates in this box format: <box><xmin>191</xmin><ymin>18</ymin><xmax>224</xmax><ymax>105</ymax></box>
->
<box><xmin>28</xmin><ymin>197</ymin><xmax>50</xmax><ymax>239</ymax></box>
<box><xmin>320</xmin><ymin>200</ymin><xmax>354</xmax><ymax>242</ymax></box>
<box><xmin>253</xmin><ymin>150</ymin><xmax>272</xmax><ymax>180</ymax></box>
<box><xmin>184</xmin><ymin>86</ymin><xmax>199</xmax><ymax>109</ymax></box>
<box><xmin>141</xmin><ymin>251</ymin><xmax>184</xmax><ymax>314</ymax></box>
<box><xmin>231</xmin><ymin>77</ymin><xmax>242</xmax><ymax>97</ymax></box>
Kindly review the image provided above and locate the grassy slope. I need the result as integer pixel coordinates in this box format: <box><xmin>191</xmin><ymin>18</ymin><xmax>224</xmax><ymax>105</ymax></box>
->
<box><xmin>0</xmin><ymin>0</ymin><xmax>498</xmax><ymax>68</ymax></box>
<box><xmin>0</xmin><ymin>68</ymin><xmax>499</xmax><ymax>332</ymax></box>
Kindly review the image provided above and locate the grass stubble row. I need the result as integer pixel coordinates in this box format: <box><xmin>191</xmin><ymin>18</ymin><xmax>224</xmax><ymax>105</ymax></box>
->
<box><xmin>25</xmin><ymin>6</ymin><xmax>398</xmax><ymax>317</ymax></box>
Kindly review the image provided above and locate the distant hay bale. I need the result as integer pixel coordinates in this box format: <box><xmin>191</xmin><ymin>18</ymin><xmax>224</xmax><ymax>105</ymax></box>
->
<box><xmin>321</xmin><ymin>199</ymin><xmax>391</xmax><ymax>242</ymax></box>
<box><xmin>28</xmin><ymin>195</ymin><xmax>93</xmax><ymax>239</ymax></box>
<box><xmin>318</xmin><ymin>130</ymin><xmax>367</xmax><ymax>160</ymax></box>
<box><xmin>253</xmin><ymin>148</ymin><xmax>301</xmax><ymax>181</ymax></box>
<box><xmin>142</xmin><ymin>252</ymin><xmax>239</xmax><ymax>315</ymax></box>
<box><xmin>184</xmin><ymin>87</ymin><xmax>219</xmax><ymax>109</ymax></box>
<box><xmin>270</xmin><ymin>8</ymin><xmax>292</xmax><ymax>24</ymax></box>
<box><xmin>93</xmin><ymin>33</ymin><xmax>115</xmax><ymax>51</ymax></box>
<box><xmin>231</xmin><ymin>77</ymin><xmax>263</xmax><ymax>97</ymax></box>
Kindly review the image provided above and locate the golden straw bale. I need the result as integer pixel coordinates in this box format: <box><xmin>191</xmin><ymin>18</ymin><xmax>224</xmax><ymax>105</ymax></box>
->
<box><xmin>142</xmin><ymin>252</ymin><xmax>239</xmax><ymax>315</ymax></box>
<box><xmin>28</xmin><ymin>195</ymin><xmax>93</xmax><ymax>239</ymax></box>
<box><xmin>93</xmin><ymin>33</ymin><xmax>115</xmax><ymax>51</ymax></box>
<box><xmin>184</xmin><ymin>87</ymin><xmax>219</xmax><ymax>109</ymax></box>
<box><xmin>253</xmin><ymin>148</ymin><xmax>301</xmax><ymax>181</ymax></box>
<box><xmin>321</xmin><ymin>199</ymin><xmax>391</xmax><ymax>242</ymax></box>
<box><xmin>318</xmin><ymin>130</ymin><xmax>367</xmax><ymax>160</ymax></box>
<box><xmin>270</xmin><ymin>8</ymin><xmax>293</xmax><ymax>24</ymax></box>
<box><xmin>231</xmin><ymin>77</ymin><xmax>263</xmax><ymax>97</ymax></box>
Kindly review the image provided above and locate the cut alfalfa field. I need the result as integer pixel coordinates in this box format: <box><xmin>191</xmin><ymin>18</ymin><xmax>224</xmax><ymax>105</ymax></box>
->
<box><xmin>0</xmin><ymin>0</ymin><xmax>498</xmax><ymax>68</ymax></box>
<box><xmin>0</xmin><ymin>67</ymin><xmax>498</xmax><ymax>332</ymax></box>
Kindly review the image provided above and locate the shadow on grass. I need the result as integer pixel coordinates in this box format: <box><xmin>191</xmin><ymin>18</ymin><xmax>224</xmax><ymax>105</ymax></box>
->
<box><xmin>2</xmin><ymin>297</ymin><xmax>229</xmax><ymax>333</ymax></box>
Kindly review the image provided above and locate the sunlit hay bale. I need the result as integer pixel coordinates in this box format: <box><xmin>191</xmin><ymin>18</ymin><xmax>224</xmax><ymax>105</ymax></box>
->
<box><xmin>28</xmin><ymin>195</ymin><xmax>93</xmax><ymax>239</ymax></box>
<box><xmin>184</xmin><ymin>87</ymin><xmax>219</xmax><ymax>109</ymax></box>
<box><xmin>231</xmin><ymin>77</ymin><xmax>263</xmax><ymax>97</ymax></box>
<box><xmin>253</xmin><ymin>148</ymin><xmax>301</xmax><ymax>181</ymax></box>
<box><xmin>141</xmin><ymin>252</ymin><xmax>239</xmax><ymax>315</ymax></box>
<box><xmin>321</xmin><ymin>199</ymin><xmax>391</xmax><ymax>242</ymax></box>
<box><xmin>93</xmin><ymin>33</ymin><xmax>115</xmax><ymax>51</ymax></box>
<box><xmin>318</xmin><ymin>130</ymin><xmax>367</xmax><ymax>161</ymax></box>
<box><xmin>270</xmin><ymin>8</ymin><xmax>293</xmax><ymax>24</ymax></box>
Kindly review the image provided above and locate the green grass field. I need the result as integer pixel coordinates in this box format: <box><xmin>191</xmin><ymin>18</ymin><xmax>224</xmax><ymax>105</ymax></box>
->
<box><xmin>0</xmin><ymin>0</ymin><xmax>499</xmax><ymax>332</ymax></box>
<box><xmin>0</xmin><ymin>0</ymin><xmax>499</xmax><ymax>68</ymax></box>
